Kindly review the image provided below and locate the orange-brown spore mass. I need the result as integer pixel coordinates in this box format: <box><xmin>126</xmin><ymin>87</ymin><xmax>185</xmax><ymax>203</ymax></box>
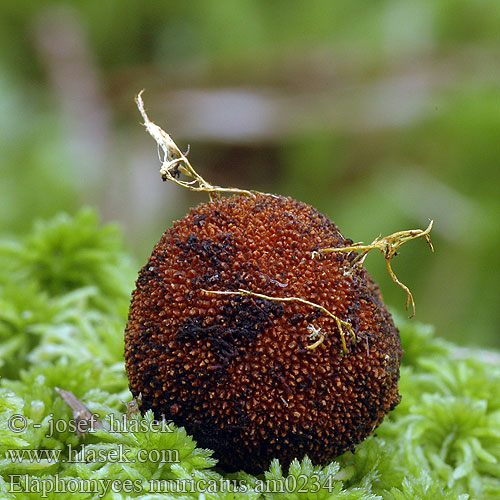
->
<box><xmin>125</xmin><ymin>194</ymin><xmax>402</xmax><ymax>474</ymax></box>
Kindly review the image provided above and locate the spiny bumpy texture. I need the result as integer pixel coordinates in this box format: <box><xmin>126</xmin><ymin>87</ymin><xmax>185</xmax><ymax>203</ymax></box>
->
<box><xmin>125</xmin><ymin>194</ymin><xmax>402</xmax><ymax>474</ymax></box>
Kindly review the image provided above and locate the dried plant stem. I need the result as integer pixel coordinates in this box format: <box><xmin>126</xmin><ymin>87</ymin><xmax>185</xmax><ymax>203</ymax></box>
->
<box><xmin>55</xmin><ymin>387</ymin><xmax>102</xmax><ymax>436</ymax></box>
<box><xmin>318</xmin><ymin>221</ymin><xmax>434</xmax><ymax>318</ymax></box>
<box><xmin>202</xmin><ymin>288</ymin><xmax>356</xmax><ymax>354</ymax></box>
<box><xmin>135</xmin><ymin>91</ymin><xmax>259</xmax><ymax>201</ymax></box>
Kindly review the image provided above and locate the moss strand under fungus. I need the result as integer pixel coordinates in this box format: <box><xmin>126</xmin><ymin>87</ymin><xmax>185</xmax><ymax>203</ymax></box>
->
<box><xmin>124</xmin><ymin>94</ymin><xmax>434</xmax><ymax>474</ymax></box>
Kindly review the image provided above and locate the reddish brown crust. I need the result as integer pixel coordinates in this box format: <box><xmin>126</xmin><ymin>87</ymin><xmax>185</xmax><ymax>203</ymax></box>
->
<box><xmin>124</xmin><ymin>194</ymin><xmax>402</xmax><ymax>474</ymax></box>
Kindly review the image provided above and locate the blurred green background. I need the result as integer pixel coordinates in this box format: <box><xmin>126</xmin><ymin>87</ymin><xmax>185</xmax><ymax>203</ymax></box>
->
<box><xmin>1</xmin><ymin>0</ymin><xmax>499</xmax><ymax>348</ymax></box>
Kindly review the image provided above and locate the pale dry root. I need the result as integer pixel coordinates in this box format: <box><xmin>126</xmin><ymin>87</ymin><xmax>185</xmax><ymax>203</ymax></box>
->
<box><xmin>136</xmin><ymin>92</ymin><xmax>434</xmax><ymax>353</ymax></box>
<box><xmin>136</xmin><ymin>91</ymin><xmax>258</xmax><ymax>201</ymax></box>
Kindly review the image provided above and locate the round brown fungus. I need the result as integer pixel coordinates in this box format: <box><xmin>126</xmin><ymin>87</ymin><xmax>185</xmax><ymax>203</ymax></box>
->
<box><xmin>124</xmin><ymin>193</ymin><xmax>403</xmax><ymax>474</ymax></box>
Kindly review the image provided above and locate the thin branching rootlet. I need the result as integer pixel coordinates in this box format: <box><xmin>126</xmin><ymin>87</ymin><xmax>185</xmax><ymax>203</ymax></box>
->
<box><xmin>203</xmin><ymin>288</ymin><xmax>356</xmax><ymax>353</ymax></box>
<box><xmin>318</xmin><ymin>221</ymin><xmax>434</xmax><ymax>318</ymax></box>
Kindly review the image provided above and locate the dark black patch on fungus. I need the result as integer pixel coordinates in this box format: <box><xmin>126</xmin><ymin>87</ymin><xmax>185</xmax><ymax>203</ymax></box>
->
<box><xmin>176</xmin><ymin>232</ymin><xmax>235</xmax><ymax>267</ymax></box>
<box><xmin>176</xmin><ymin>296</ymin><xmax>284</xmax><ymax>368</ymax></box>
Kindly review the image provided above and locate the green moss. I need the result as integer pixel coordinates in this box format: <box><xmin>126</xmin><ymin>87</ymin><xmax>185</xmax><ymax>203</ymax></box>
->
<box><xmin>1</xmin><ymin>210</ymin><xmax>499</xmax><ymax>499</ymax></box>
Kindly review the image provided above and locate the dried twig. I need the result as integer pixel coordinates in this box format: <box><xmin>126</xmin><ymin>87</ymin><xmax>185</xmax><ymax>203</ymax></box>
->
<box><xmin>55</xmin><ymin>387</ymin><xmax>102</xmax><ymax>436</ymax></box>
